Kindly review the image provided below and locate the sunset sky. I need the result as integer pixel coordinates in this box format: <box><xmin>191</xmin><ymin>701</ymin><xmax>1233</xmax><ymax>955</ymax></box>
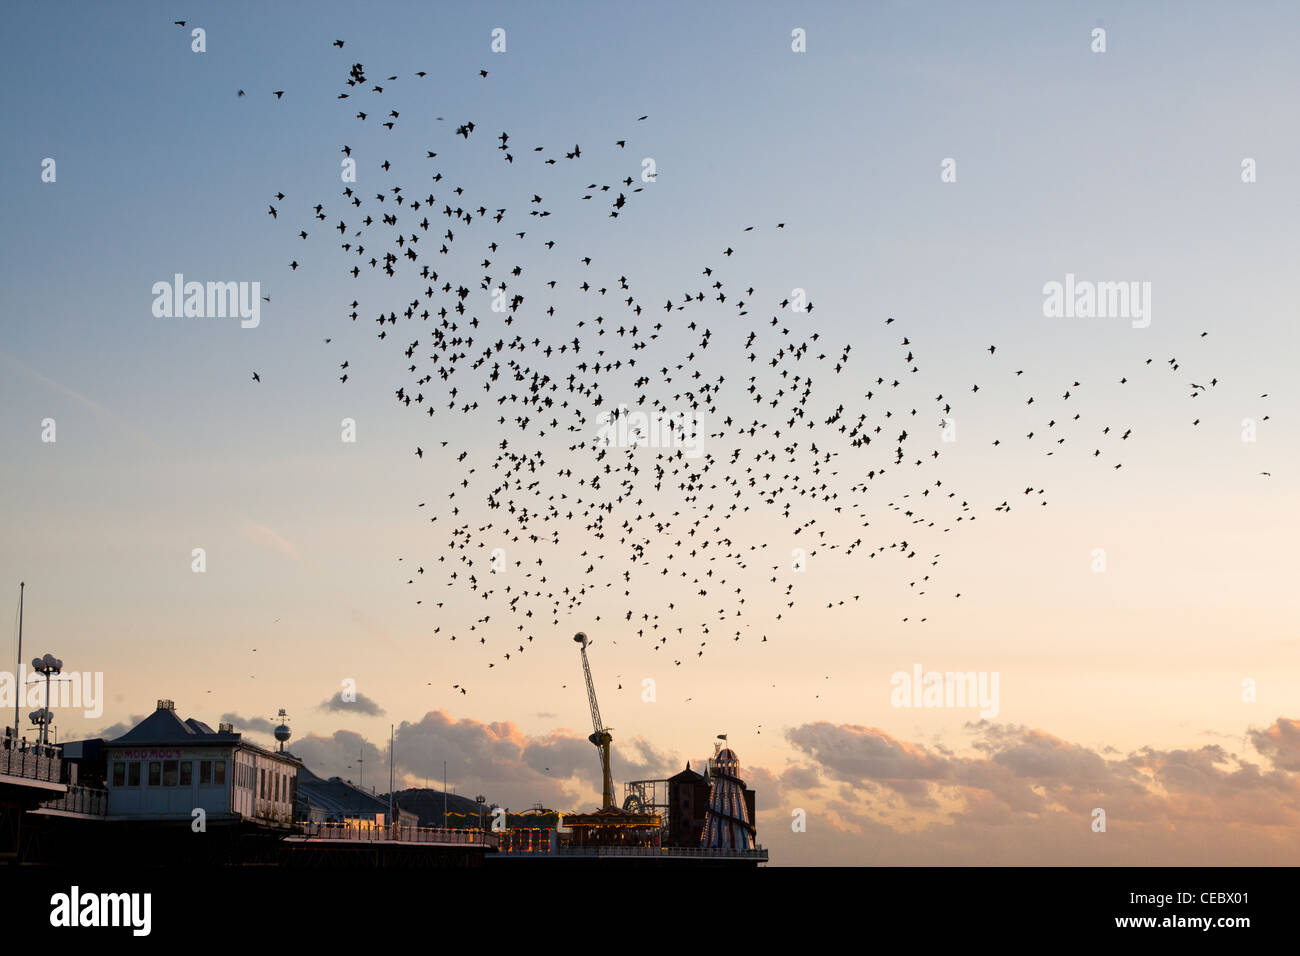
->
<box><xmin>2</xmin><ymin>1</ymin><xmax>1298</xmax><ymax>864</ymax></box>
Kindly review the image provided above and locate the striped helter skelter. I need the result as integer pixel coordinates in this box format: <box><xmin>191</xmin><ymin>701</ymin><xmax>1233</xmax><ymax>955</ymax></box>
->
<box><xmin>702</xmin><ymin>747</ymin><xmax>756</xmax><ymax>850</ymax></box>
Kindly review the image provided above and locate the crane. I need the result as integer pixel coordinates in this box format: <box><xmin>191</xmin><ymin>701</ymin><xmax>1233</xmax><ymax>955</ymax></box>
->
<box><xmin>573</xmin><ymin>632</ymin><xmax>615</xmax><ymax>810</ymax></box>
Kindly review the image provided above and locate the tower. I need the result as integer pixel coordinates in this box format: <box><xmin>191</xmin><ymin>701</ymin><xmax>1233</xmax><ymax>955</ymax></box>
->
<box><xmin>701</xmin><ymin>737</ymin><xmax>757</xmax><ymax>850</ymax></box>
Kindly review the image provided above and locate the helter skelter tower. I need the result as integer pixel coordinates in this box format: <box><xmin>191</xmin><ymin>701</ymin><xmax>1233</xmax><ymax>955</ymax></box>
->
<box><xmin>701</xmin><ymin>736</ymin><xmax>757</xmax><ymax>850</ymax></box>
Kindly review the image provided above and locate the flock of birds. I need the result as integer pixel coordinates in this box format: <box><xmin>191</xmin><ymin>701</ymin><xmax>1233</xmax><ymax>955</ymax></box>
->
<box><xmin>243</xmin><ymin>36</ymin><xmax>1272</xmax><ymax>701</ymax></box>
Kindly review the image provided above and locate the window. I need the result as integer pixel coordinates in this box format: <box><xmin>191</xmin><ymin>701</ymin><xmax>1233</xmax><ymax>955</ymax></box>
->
<box><xmin>214</xmin><ymin>760</ymin><xmax>226</xmax><ymax>786</ymax></box>
<box><xmin>259</xmin><ymin>768</ymin><xmax>266</xmax><ymax>799</ymax></box>
<box><xmin>148</xmin><ymin>761</ymin><xmax>161</xmax><ymax>787</ymax></box>
<box><xmin>162</xmin><ymin>760</ymin><xmax>179</xmax><ymax>787</ymax></box>
<box><xmin>179</xmin><ymin>761</ymin><xmax>193</xmax><ymax>786</ymax></box>
<box><xmin>275</xmin><ymin>773</ymin><xmax>281</xmax><ymax>802</ymax></box>
<box><xmin>199</xmin><ymin>760</ymin><xmax>212</xmax><ymax>785</ymax></box>
<box><xmin>128</xmin><ymin>762</ymin><xmax>141</xmax><ymax>787</ymax></box>
<box><xmin>111</xmin><ymin>762</ymin><xmax>125</xmax><ymax>787</ymax></box>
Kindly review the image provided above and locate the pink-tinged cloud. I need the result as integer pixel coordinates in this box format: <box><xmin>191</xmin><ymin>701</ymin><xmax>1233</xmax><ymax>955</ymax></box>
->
<box><xmin>385</xmin><ymin>709</ymin><xmax>678</xmax><ymax>810</ymax></box>
<box><xmin>286</xmin><ymin>713</ymin><xmax>1300</xmax><ymax>864</ymax></box>
<box><xmin>1248</xmin><ymin>717</ymin><xmax>1300</xmax><ymax>772</ymax></box>
<box><xmin>756</xmin><ymin>717</ymin><xmax>1300</xmax><ymax>865</ymax></box>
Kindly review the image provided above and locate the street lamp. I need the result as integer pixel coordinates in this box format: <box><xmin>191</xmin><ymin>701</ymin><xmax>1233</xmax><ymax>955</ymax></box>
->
<box><xmin>30</xmin><ymin>653</ymin><xmax>62</xmax><ymax>747</ymax></box>
<box><xmin>28</xmin><ymin>707</ymin><xmax>52</xmax><ymax>748</ymax></box>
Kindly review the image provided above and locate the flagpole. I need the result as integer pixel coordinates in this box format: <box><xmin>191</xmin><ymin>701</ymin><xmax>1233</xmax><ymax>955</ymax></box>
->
<box><xmin>14</xmin><ymin>583</ymin><xmax>23</xmax><ymax>744</ymax></box>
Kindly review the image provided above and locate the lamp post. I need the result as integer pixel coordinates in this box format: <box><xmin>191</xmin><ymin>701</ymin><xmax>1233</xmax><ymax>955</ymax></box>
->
<box><xmin>28</xmin><ymin>707</ymin><xmax>52</xmax><ymax>748</ymax></box>
<box><xmin>30</xmin><ymin>653</ymin><xmax>62</xmax><ymax>748</ymax></box>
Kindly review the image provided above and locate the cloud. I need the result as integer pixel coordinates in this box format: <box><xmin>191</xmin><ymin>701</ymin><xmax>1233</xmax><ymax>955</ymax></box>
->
<box><xmin>264</xmin><ymin>707</ymin><xmax>1300</xmax><ymax>865</ymax></box>
<box><xmin>287</xmin><ymin>729</ymin><xmax>385</xmax><ymax>788</ymax></box>
<box><xmin>779</xmin><ymin>763</ymin><xmax>824</xmax><ymax>792</ymax></box>
<box><xmin>92</xmin><ymin>716</ymin><xmax>145</xmax><ymax>741</ymax></box>
<box><xmin>385</xmin><ymin>710</ymin><xmax>679</xmax><ymax>810</ymax></box>
<box><xmin>610</xmin><ymin>735</ymin><xmax>678</xmax><ymax>782</ymax></box>
<box><xmin>767</xmin><ymin>717</ymin><xmax>1300</xmax><ymax>865</ymax></box>
<box><xmin>239</xmin><ymin>521</ymin><xmax>302</xmax><ymax>562</ymax></box>
<box><xmin>318</xmin><ymin>691</ymin><xmax>385</xmax><ymax>716</ymax></box>
<box><xmin>220</xmin><ymin>713</ymin><xmax>279</xmax><ymax>736</ymax></box>
<box><xmin>1248</xmin><ymin>717</ymin><xmax>1300</xmax><ymax>772</ymax></box>
<box><xmin>785</xmin><ymin>722</ymin><xmax>950</xmax><ymax>806</ymax></box>
<box><xmin>392</xmin><ymin>711</ymin><xmax>582</xmax><ymax>809</ymax></box>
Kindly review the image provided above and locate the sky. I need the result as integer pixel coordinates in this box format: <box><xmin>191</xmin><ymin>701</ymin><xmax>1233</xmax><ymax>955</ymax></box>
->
<box><xmin>2</xmin><ymin>1</ymin><xmax>1298</xmax><ymax>865</ymax></box>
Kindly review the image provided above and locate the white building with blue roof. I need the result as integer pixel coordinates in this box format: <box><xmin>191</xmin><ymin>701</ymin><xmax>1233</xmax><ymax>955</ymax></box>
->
<box><xmin>104</xmin><ymin>699</ymin><xmax>301</xmax><ymax>827</ymax></box>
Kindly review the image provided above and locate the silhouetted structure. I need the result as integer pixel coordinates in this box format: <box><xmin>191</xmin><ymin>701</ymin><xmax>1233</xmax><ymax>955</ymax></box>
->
<box><xmin>667</xmin><ymin>756</ymin><xmax>756</xmax><ymax>848</ymax></box>
<box><xmin>667</xmin><ymin>762</ymin><xmax>710</xmax><ymax>846</ymax></box>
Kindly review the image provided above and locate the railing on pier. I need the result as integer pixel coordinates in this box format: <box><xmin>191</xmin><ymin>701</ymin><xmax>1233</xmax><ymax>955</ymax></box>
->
<box><xmin>37</xmin><ymin>785</ymin><xmax>107</xmax><ymax>817</ymax></box>
<box><xmin>494</xmin><ymin>839</ymin><xmax>767</xmax><ymax>860</ymax></box>
<box><xmin>554</xmin><ymin>844</ymin><xmax>768</xmax><ymax>859</ymax></box>
<box><xmin>0</xmin><ymin>738</ymin><xmax>63</xmax><ymax>784</ymax></box>
<box><xmin>292</xmin><ymin>821</ymin><xmax>497</xmax><ymax>847</ymax></box>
